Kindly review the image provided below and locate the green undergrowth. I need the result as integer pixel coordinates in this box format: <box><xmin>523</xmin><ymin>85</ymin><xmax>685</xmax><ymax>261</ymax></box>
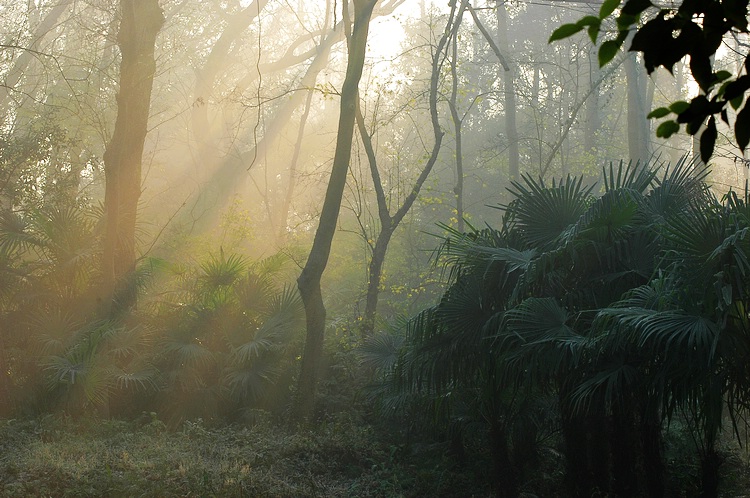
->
<box><xmin>0</xmin><ymin>413</ymin><xmax>491</xmax><ymax>497</ymax></box>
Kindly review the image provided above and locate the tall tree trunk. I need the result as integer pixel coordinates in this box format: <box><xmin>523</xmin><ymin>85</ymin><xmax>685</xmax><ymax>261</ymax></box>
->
<box><xmin>626</xmin><ymin>53</ymin><xmax>651</xmax><ymax>163</ymax></box>
<box><xmin>490</xmin><ymin>420</ymin><xmax>519</xmax><ymax>498</ymax></box>
<box><xmin>362</xmin><ymin>228</ymin><xmax>393</xmax><ymax>335</ymax></box>
<box><xmin>466</xmin><ymin>3</ymin><xmax>517</xmax><ymax>181</ymax></box>
<box><xmin>700</xmin><ymin>447</ymin><xmax>723</xmax><ymax>498</ymax></box>
<box><xmin>0</xmin><ymin>325</ymin><xmax>10</xmax><ymax>417</ymax></box>
<box><xmin>101</xmin><ymin>0</ymin><xmax>164</xmax><ymax>315</ymax></box>
<box><xmin>585</xmin><ymin>44</ymin><xmax>601</xmax><ymax>154</ymax></box>
<box><xmin>641</xmin><ymin>403</ymin><xmax>665</xmax><ymax>498</ymax></box>
<box><xmin>496</xmin><ymin>3</ymin><xmax>519</xmax><ymax>181</ymax></box>
<box><xmin>610</xmin><ymin>402</ymin><xmax>638</xmax><ymax>497</ymax></box>
<box><xmin>294</xmin><ymin>0</ymin><xmax>378</xmax><ymax>420</ymax></box>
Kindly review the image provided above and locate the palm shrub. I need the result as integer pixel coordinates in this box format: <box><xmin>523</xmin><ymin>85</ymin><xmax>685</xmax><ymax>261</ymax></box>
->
<box><xmin>0</xmin><ymin>203</ymin><xmax>165</xmax><ymax>416</ymax></box>
<box><xmin>592</xmin><ymin>184</ymin><xmax>750</xmax><ymax>496</ymax></box>
<box><xmin>385</xmin><ymin>159</ymin><xmax>717</xmax><ymax>497</ymax></box>
<box><xmin>150</xmin><ymin>252</ymin><xmax>304</xmax><ymax>425</ymax></box>
<box><xmin>0</xmin><ymin>204</ymin><xmax>103</xmax><ymax>413</ymax></box>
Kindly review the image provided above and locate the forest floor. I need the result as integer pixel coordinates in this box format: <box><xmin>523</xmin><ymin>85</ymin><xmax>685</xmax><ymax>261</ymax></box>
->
<box><xmin>3</xmin><ymin>413</ymin><xmax>750</xmax><ymax>497</ymax></box>
<box><xmin>0</xmin><ymin>413</ymin><xmax>493</xmax><ymax>497</ymax></box>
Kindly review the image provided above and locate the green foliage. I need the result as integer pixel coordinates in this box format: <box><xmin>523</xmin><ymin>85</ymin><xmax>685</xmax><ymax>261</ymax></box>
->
<box><xmin>385</xmin><ymin>157</ymin><xmax>750</xmax><ymax>495</ymax></box>
<box><xmin>0</xmin><ymin>198</ymin><xmax>303</xmax><ymax>422</ymax></box>
<box><xmin>551</xmin><ymin>0</ymin><xmax>750</xmax><ymax>161</ymax></box>
<box><xmin>150</xmin><ymin>252</ymin><xmax>304</xmax><ymax>425</ymax></box>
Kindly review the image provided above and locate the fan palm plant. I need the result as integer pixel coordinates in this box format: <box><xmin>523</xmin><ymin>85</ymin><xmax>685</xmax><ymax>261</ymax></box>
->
<box><xmin>0</xmin><ymin>204</ymin><xmax>104</xmax><ymax>413</ymax></box>
<box><xmin>387</xmin><ymin>158</ymin><xmax>713</xmax><ymax>496</ymax></box>
<box><xmin>152</xmin><ymin>252</ymin><xmax>304</xmax><ymax>424</ymax></box>
<box><xmin>591</xmin><ymin>183</ymin><xmax>750</xmax><ymax>497</ymax></box>
<box><xmin>0</xmin><ymin>203</ymin><xmax>162</xmax><ymax>416</ymax></box>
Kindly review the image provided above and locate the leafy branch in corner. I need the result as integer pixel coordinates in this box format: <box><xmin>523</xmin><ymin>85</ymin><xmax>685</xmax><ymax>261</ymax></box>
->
<box><xmin>549</xmin><ymin>0</ymin><xmax>750</xmax><ymax>162</ymax></box>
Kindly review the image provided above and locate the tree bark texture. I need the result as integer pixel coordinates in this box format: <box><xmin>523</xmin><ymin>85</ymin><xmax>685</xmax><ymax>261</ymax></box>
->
<box><xmin>295</xmin><ymin>0</ymin><xmax>378</xmax><ymax>420</ymax></box>
<box><xmin>101</xmin><ymin>0</ymin><xmax>164</xmax><ymax>315</ymax></box>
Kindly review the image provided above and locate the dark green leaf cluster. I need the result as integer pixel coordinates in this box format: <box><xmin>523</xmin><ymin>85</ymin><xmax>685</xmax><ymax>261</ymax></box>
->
<box><xmin>381</xmin><ymin>158</ymin><xmax>750</xmax><ymax>495</ymax></box>
<box><xmin>551</xmin><ymin>0</ymin><xmax>750</xmax><ymax>162</ymax></box>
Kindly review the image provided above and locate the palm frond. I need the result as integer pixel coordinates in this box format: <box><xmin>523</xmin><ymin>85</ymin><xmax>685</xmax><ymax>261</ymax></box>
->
<box><xmin>570</xmin><ymin>362</ymin><xmax>640</xmax><ymax>415</ymax></box>
<box><xmin>601</xmin><ymin>306</ymin><xmax>719</xmax><ymax>366</ymax></box>
<box><xmin>111</xmin><ymin>363</ymin><xmax>159</xmax><ymax>391</ymax></box>
<box><xmin>235</xmin><ymin>271</ymin><xmax>275</xmax><ymax>312</ymax></box>
<box><xmin>504</xmin><ymin>174</ymin><xmax>595</xmax><ymax>250</ymax></box>
<box><xmin>359</xmin><ymin>330</ymin><xmax>405</xmax><ymax>375</ymax></box>
<box><xmin>0</xmin><ymin>210</ymin><xmax>44</xmax><ymax>256</ymax></box>
<box><xmin>224</xmin><ymin>354</ymin><xmax>280</xmax><ymax>403</ymax></box>
<box><xmin>161</xmin><ymin>334</ymin><xmax>215</xmax><ymax>368</ymax></box>
<box><xmin>602</xmin><ymin>159</ymin><xmax>657</xmax><ymax>193</ymax></box>
<box><xmin>198</xmin><ymin>252</ymin><xmax>247</xmax><ymax>292</ymax></box>
<box><xmin>647</xmin><ymin>157</ymin><xmax>711</xmax><ymax>223</ymax></box>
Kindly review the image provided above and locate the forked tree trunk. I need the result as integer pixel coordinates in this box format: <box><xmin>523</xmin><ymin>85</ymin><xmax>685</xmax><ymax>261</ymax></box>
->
<box><xmin>295</xmin><ymin>0</ymin><xmax>378</xmax><ymax>420</ymax></box>
<box><xmin>101</xmin><ymin>0</ymin><xmax>164</xmax><ymax>315</ymax></box>
<box><xmin>357</xmin><ymin>2</ymin><xmax>448</xmax><ymax>337</ymax></box>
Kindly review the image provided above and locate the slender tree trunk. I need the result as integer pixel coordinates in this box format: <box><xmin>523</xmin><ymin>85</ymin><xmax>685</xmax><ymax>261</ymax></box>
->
<box><xmin>467</xmin><ymin>3</ymin><xmax>517</xmax><ymax>181</ymax></box>
<box><xmin>585</xmin><ymin>45</ymin><xmax>601</xmax><ymax>154</ymax></box>
<box><xmin>490</xmin><ymin>420</ymin><xmax>519</xmax><ymax>498</ymax></box>
<box><xmin>532</xmin><ymin>66</ymin><xmax>544</xmax><ymax>168</ymax></box>
<box><xmin>611</xmin><ymin>403</ymin><xmax>638</xmax><ymax>497</ymax></box>
<box><xmin>295</xmin><ymin>0</ymin><xmax>378</xmax><ymax>420</ymax></box>
<box><xmin>0</xmin><ymin>325</ymin><xmax>10</xmax><ymax>416</ymax></box>
<box><xmin>541</xmin><ymin>58</ymin><xmax>624</xmax><ymax>177</ymax></box>
<box><xmin>362</xmin><ymin>228</ymin><xmax>393</xmax><ymax>335</ymax></box>
<box><xmin>448</xmin><ymin>9</ymin><xmax>465</xmax><ymax>232</ymax></box>
<box><xmin>700</xmin><ymin>447</ymin><xmax>723</xmax><ymax>498</ymax></box>
<box><xmin>178</xmin><ymin>22</ymin><xmax>344</xmax><ymax>237</ymax></box>
<box><xmin>101</xmin><ymin>0</ymin><xmax>164</xmax><ymax>315</ymax></box>
<box><xmin>356</xmin><ymin>3</ymin><xmax>448</xmax><ymax>337</ymax></box>
<box><xmin>277</xmin><ymin>88</ymin><xmax>314</xmax><ymax>243</ymax></box>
